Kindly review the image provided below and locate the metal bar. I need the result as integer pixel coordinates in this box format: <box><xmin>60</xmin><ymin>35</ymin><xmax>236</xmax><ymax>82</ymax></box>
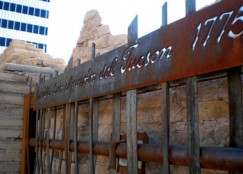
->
<box><xmin>126</xmin><ymin>15</ymin><xmax>138</xmax><ymax>174</ymax></box>
<box><xmin>29</xmin><ymin>139</ymin><xmax>243</xmax><ymax>172</ymax></box>
<box><xmin>74</xmin><ymin>102</ymin><xmax>79</xmax><ymax>174</ymax></box>
<box><xmin>89</xmin><ymin>98</ymin><xmax>95</xmax><ymax>174</ymax></box>
<box><xmin>161</xmin><ymin>3</ymin><xmax>170</xmax><ymax>174</ymax></box>
<box><xmin>162</xmin><ymin>2</ymin><xmax>167</xmax><ymax>27</ymax></box>
<box><xmin>161</xmin><ymin>83</ymin><xmax>170</xmax><ymax>174</ymax></box>
<box><xmin>65</xmin><ymin>104</ymin><xmax>71</xmax><ymax>174</ymax></box>
<box><xmin>46</xmin><ymin>107</ymin><xmax>51</xmax><ymax>174</ymax></box>
<box><xmin>186</xmin><ymin>0</ymin><xmax>196</xmax><ymax>16</ymax></box>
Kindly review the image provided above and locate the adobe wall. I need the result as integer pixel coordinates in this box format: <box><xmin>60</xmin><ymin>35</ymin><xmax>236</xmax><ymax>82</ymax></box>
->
<box><xmin>0</xmin><ymin>64</ymin><xmax>56</xmax><ymax>173</ymax></box>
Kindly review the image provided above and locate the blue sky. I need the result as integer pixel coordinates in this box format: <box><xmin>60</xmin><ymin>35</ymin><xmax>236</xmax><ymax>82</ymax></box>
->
<box><xmin>47</xmin><ymin>0</ymin><xmax>216</xmax><ymax>63</ymax></box>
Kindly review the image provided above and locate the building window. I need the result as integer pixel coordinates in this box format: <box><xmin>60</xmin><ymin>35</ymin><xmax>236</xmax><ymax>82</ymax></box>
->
<box><xmin>8</xmin><ymin>20</ymin><xmax>14</xmax><ymax>29</ymax></box>
<box><xmin>21</xmin><ymin>23</ymin><xmax>26</xmax><ymax>31</ymax></box>
<box><xmin>14</xmin><ymin>21</ymin><xmax>20</xmax><ymax>30</ymax></box>
<box><xmin>3</xmin><ymin>2</ymin><xmax>9</xmax><ymax>10</ymax></box>
<box><xmin>27</xmin><ymin>24</ymin><xmax>33</xmax><ymax>32</ymax></box>
<box><xmin>16</xmin><ymin>4</ymin><xmax>22</xmax><ymax>13</ymax></box>
<box><xmin>0</xmin><ymin>1</ymin><xmax>3</xmax><ymax>9</ymax></box>
<box><xmin>28</xmin><ymin>7</ymin><xmax>34</xmax><ymax>15</ymax></box>
<box><xmin>39</xmin><ymin>26</ymin><xmax>45</xmax><ymax>35</ymax></box>
<box><xmin>6</xmin><ymin>38</ymin><xmax>12</xmax><ymax>46</ymax></box>
<box><xmin>34</xmin><ymin>8</ymin><xmax>40</xmax><ymax>17</ymax></box>
<box><xmin>10</xmin><ymin>3</ymin><xmax>16</xmax><ymax>12</ymax></box>
<box><xmin>33</xmin><ymin>25</ymin><xmax>39</xmax><ymax>34</ymax></box>
<box><xmin>1</xmin><ymin>19</ymin><xmax>7</xmax><ymax>28</ymax></box>
<box><xmin>0</xmin><ymin>37</ymin><xmax>5</xmax><ymax>46</ymax></box>
<box><xmin>40</xmin><ymin>9</ymin><xmax>46</xmax><ymax>18</ymax></box>
<box><xmin>22</xmin><ymin>6</ymin><xmax>28</xmax><ymax>14</ymax></box>
<box><xmin>45</xmin><ymin>27</ymin><xmax>48</xmax><ymax>35</ymax></box>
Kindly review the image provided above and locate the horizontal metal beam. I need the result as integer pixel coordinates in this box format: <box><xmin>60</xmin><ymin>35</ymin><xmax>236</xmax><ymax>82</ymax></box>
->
<box><xmin>29</xmin><ymin>138</ymin><xmax>243</xmax><ymax>172</ymax></box>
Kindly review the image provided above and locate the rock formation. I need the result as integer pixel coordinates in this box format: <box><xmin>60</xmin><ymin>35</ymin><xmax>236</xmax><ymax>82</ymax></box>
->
<box><xmin>70</xmin><ymin>10</ymin><xmax>127</xmax><ymax>66</ymax></box>
<box><xmin>0</xmin><ymin>40</ymin><xmax>66</xmax><ymax>73</ymax></box>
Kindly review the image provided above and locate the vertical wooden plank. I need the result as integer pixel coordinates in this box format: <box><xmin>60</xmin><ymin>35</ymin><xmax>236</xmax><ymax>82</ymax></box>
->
<box><xmin>46</xmin><ymin>107</ymin><xmax>51</xmax><ymax>174</ymax></box>
<box><xmin>65</xmin><ymin>104</ymin><xmax>71</xmax><ymax>174</ymax></box>
<box><xmin>58</xmin><ymin>106</ymin><xmax>66</xmax><ymax>173</ymax></box>
<box><xmin>50</xmin><ymin>107</ymin><xmax>57</xmax><ymax>172</ymax></box>
<box><xmin>161</xmin><ymin>83</ymin><xmax>170</xmax><ymax>174</ymax></box>
<box><xmin>33</xmin><ymin>110</ymin><xmax>40</xmax><ymax>174</ymax></box>
<box><xmin>39</xmin><ymin>109</ymin><xmax>44</xmax><ymax>174</ymax></box>
<box><xmin>228</xmin><ymin>67</ymin><xmax>243</xmax><ymax>147</ymax></box>
<box><xmin>89</xmin><ymin>98</ymin><xmax>95</xmax><ymax>174</ymax></box>
<box><xmin>126</xmin><ymin>15</ymin><xmax>138</xmax><ymax>174</ymax></box>
<box><xmin>21</xmin><ymin>94</ymin><xmax>30</xmax><ymax>174</ymax></box>
<box><xmin>74</xmin><ymin>102</ymin><xmax>79</xmax><ymax>174</ymax></box>
<box><xmin>126</xmin><ymin>90</ymin><xmax>138</xmax><ymax>174</ymax></box>
<box><xmin>186</xmin><ymin>1</ymin><xmax>200</xmax><ymax>174</ymax></box>
<box><xmin>161</xmin><ymin>3</ymin><xmax>170</xmax><ymax>174</ymax></box>
<box><xmin>93</xmin><ymin>98</ymin><xmax>99</xmax><ymax>172</ymax></box>
<box><xmin>112</xmin><ymin>93</ymin><xmax>121</xmax><ymax>142</ymax></box>
<box><xmin>109</xmin><ymin>93</ymin><xmax>121</xmax><ymax>174</ymax></box>
<box><xmin>228</xmin><ymin>67</ymin><xmax>243</xmax><ymax>174</ymax></box>
<box><xmin>186</xmin><ymin>77</ymin><xmax>200</xmax><ymax>174</ymax></box>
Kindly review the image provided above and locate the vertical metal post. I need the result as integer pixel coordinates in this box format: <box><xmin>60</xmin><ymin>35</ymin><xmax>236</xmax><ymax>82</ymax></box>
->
<box><xmin>89</xmin><ymin>98</ymin><xmax>95</xmax><ymax>174</ymax></box>
<box><xmin>126</xmin><ymin>15</ymin><xmax>138</xmax><ymax>174</ymax></box>
<box><xmin>185</xmin><ymin>1</ymin><xmax>200</xmax><ymax>174</ymax></box>
<box><xmin>65</xmin><ymin>104</ymin><xmax>71</xmax><ymax>174</ymax></box>
<box><xmin>161</xmin><ymin>2</ymin><xmax>170</xmax><ymax>174</ymax></box>
<box><xmin>228</xmin><ymin>67</ymin><xmax>243</xmax><ymax>174</ymax></box>
<box><xmin>162</xmin><ymin>2</ymin><xmax>168</xmax><ymax>27</ymax></box>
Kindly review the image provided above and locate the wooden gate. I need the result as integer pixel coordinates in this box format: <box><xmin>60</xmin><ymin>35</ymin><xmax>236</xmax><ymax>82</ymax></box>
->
<box><xmin>22</xmin><ymin>0</ymin><xmax>243</xmax><ymax>173</ymax></box>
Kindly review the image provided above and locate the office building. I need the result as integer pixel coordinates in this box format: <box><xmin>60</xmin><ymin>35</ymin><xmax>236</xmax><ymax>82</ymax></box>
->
<box><xmin>0</xmin><ymin>0</ymin><xmax>50</xmax><ymax>53</ymax></box>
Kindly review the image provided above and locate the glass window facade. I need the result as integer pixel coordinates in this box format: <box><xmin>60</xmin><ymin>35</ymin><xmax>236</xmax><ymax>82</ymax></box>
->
<box><xmin>0</xmin><ymin>0</ymin><xmax>49</xmax><ymax>53</ymax></box>
<box><xmin>0</xmin><ymin>36</ymin><xmax>47</xmax><ymax>52</ymax></box>
<box><xmin>0</xmin><ymin>1</ymin><xmax>49</xmax><ymax>19</ymax></box>
<box><xmin>0</xmin><ymin>18</ymin><xmax>48</xmax><ymax>35</ymax></box>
